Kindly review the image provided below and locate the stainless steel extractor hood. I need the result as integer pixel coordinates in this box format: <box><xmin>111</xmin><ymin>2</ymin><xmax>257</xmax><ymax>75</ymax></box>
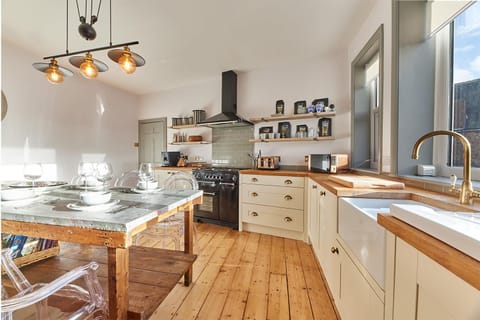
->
<box><xmin>198</xmin><ymin>70</ymin><xmax>253</xmax><ymax>127</ymax></box>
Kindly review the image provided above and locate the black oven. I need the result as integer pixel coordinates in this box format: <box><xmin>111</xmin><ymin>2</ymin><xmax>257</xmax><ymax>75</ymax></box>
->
<box><xmin>193</xmin><ymin>168</ymin><xmax>239</xmax><ymax>229</ymax></box>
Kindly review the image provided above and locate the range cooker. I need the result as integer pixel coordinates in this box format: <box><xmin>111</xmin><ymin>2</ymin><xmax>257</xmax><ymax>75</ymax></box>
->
<box><xmin>193</xmin><ymin>167</ymin><xmax>239</xmax><ymax>229</ymax></box>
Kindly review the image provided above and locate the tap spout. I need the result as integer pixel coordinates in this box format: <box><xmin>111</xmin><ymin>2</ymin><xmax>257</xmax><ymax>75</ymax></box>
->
<box><xmin>411</xmin><ymin>130</ymin><xmax>473</xmax><ymax>204</ymax></box>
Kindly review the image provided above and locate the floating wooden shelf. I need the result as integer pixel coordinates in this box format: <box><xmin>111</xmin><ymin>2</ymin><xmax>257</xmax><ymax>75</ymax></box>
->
<box><xmin>13</xmin><ymin>245</ymin><xmax>60</xmax><ymax>269</ymax></box>
<box><xmin>248</xmin><ymin>136</ymin><xmax>335</xmax><ymax>143</ymax></box>
<box><xmin>249</xmin><ymin>111</ymin><xmax>336</xmax><ymax>123</ymax></box>
<box><xmin>169</xmin><ymin>141</ymin><xmax>211</xmax><ymax>145</ymax></box>
<box><xmin>168</xmin><ymin>124</ymin><xmax>201</xmax><ymax>129</ymax></box>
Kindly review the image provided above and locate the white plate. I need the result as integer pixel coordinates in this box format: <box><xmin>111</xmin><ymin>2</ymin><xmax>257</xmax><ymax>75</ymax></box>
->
<box><xmin>9</xmin><ymin>181</ymin><xmax>67</xmax><ymax>188</ymax></box>
<box><xmin>2</xmin><ymin>195</ymin><xmax>42</xmax><ymax>206</ymax></box>
<box><xmin>66</xmin><ymin>199</ymin><xmax>120</xmax><ymax>212</ymax></box>
<box><xmin>71</xmin><ymin>184</ymin><xmax>104</xmax><ymax>191</ymax></box>
<box><xmin>132</xmin><ymin>187</ymin><xmax>163</xmax><ymax>194</ymax></box>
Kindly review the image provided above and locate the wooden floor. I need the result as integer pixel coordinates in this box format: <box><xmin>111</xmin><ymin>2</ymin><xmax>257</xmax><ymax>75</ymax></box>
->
<box><xmin>146</xmin><ymin>222</ymin><xmax>339</xmax><ymax>320</ymax></box>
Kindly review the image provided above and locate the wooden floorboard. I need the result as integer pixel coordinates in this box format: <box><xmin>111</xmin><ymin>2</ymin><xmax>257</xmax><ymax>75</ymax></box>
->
<box><xmin>4</xmin><ymin>222</ymin><xmax>338</xmax><ymax>320</ymax></box>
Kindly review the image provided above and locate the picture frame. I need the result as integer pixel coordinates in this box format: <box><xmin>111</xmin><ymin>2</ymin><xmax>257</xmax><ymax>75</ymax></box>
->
<box><xmin>278</xmin><ymin>122</ymin><xmax>291</xmax><ymax>138</ymax></box>
<box><xmin>294</xmin><ymin>100</ymin><xmax>307</xmax><ymax>114</ymax></box>
<box><xmin>318</xmin><ymin>118</ymin><xmax>332</xmax><ymax>136</ymax></box>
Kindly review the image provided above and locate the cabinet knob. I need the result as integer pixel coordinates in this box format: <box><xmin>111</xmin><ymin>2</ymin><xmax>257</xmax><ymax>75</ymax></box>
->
<box><xmin>284</xmin><ymin>179</ymin><xmax>293</xmax><ymax>185</ymax></box>
<box><xmin>312</xmin><ymin>185</ymin><xmax>317</xmax><ymax>189</ymax></box>
<box><xmin>320</xmin><ymin>191</ymin><xmax>326</xmax><ymax>196</ymax></box>
<box><xmin>284</xmin><ymin>216</ymin><xmax>293</xmax><ymax>222</ymax></box>
<box><xmin>251</xmin><ymin>192</ymin><xmax>258</xmax><ymax>197</ymax></box>
<box><xmin>284</xmin><ymin>195</ymin><xmax>293</xmax><ymax>201</ymax></box>
<box><xmin>251</xmin><ymin>211</ymin><xmax>258</xmax><ymax>217</ymax></box>
<box><xmin>251</xmin><ymin>177</ymin><xmax>258</xmax><ymax>182</ymax></box>
<box><xmin>331</xmin><ymin>247</ymin><xmax>339</xmax><ymax>255</ymax></box>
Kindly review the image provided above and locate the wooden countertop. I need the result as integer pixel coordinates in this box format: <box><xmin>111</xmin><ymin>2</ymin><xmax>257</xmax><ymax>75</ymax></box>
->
<box><xmin>153</xmin><ymin>166</ymin><xmax>196</xmax><ymax>171</ymax></box>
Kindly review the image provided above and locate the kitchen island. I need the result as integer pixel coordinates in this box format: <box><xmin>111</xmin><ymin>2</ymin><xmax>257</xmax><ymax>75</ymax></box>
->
<box><xmin>1</xmin><ymin>188</ymin><xmax>203</xmax><ymax>320</ymax></box>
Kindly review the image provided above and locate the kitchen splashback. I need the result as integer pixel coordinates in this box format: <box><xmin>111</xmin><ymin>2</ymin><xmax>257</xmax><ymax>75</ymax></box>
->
<box><xmin>212</xmin><ymin>126</ymin><xmax>254</xmax><ymax>168</ymax></box>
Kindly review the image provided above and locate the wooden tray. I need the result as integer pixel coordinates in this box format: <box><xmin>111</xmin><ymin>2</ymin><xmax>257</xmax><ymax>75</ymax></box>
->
<box><xmin>328</xmin><ymin>175</ymin><xmax>405</xmax><ymax>189</ymax></box>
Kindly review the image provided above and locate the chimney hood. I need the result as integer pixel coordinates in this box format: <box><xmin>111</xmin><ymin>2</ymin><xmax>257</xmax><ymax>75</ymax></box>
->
<box><xmin>198</xmin><ymin>71</ymin><xmax>253</xmax><ymax>127</ymax></box>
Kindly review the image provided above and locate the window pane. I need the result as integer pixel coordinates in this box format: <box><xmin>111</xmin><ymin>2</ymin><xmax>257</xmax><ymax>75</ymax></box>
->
<box><xmin>452</xmin><ymin>2</ymin><xmax>480</xmax><ymax>168</ymax></box>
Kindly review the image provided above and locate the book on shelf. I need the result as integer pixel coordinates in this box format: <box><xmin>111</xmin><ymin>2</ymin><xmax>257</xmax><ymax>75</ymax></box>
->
<box><xmin>1</xmin><ymin>233</ymin><xmax>57</xmax><ymax>258</ymax></box>
<box><xmin>10</xmin><ymin>235</ymin><xmax>28</xmax><ymax>258</ymax></box>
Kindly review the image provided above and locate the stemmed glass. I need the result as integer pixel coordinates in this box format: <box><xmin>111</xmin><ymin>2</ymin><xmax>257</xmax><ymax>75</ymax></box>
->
<box><xmin>24</xmin><ymin>163</ymin><xmax>43</xmax><ymax>188</ymax></box>
<box><xmin>96</xmin><ymin>162</ymin><xmax>113</xmax><ymax>191</ymax></box>
<box><xmin>138</xmin><ymin>162</ymin><xmax>153</xmax><ymax>187</ymax></box>
<box><xmin>78</xmin><ymin>162</ymin><xmax>97</xmax><ymax>189</ymax></box>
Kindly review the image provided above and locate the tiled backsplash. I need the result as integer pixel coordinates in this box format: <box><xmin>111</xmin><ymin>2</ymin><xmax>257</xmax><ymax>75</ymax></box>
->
<box><xmin>212</xmin><ymin>126</ymin><xmax>254</xmax><ymax>168</ymax></box>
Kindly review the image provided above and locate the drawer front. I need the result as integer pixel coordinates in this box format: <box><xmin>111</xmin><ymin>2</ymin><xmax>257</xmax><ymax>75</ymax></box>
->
<box><xmin>242</xmin><ymin>203</ymin><xmax>303</xmax><ymax>232</ymax></box>
<box><xmin>241</xmin><ymin>174</ymin><xmax>304</xmax><ymax>188</ymax></box>
<box><xmin>242</xmin><ymin>184</ymin><xmax>304</xmax><ymax>210</ymax></box>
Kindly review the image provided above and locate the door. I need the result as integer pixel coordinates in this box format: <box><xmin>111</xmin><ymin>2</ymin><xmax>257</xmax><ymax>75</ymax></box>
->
<box><xmin>139</xmin><ymin>119</ymin><xmax>167</xmax><ymax>164</ymax></box>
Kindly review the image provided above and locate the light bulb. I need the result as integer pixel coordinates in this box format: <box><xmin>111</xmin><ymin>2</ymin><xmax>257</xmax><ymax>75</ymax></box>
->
<box><xmin>118</xmin><ymin>47</ymin><xmax>136</xmax><ymax>74</ymax></box>
<box><xmin>80</xmin><ymin>53</ymin><xmax>98</xmax><ymax>79</ymax></box>
<box><xmin>45</xmin><ymin>59</ymin><xmax>64</xmax><ymax>84</ymax></box>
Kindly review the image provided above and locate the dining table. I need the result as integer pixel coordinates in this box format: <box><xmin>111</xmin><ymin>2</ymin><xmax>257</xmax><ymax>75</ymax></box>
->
<box><xmin>1</xmin><ymin>185</ymin><xmax>203</xmax><ymax>319</ymax></box>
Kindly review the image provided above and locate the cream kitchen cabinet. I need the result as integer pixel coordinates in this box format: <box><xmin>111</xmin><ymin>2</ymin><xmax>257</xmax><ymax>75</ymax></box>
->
<box><xmin>307</xmin><ymin>178</ymin><xmax>340</xmax><ymax>301</ymax></box>
<box><xmin>239</xmin><ymin>174</ymin><xmax>307</xmax><ymax>241</ymax></box>
<box><xmin>392</xmin><ymin>237</ymin><xmax>480</xmax><ymax>320</ymax></box>
<box><xmin>154</xmin><ymin>168</ymin><xmax>193</xmax><ymax>188</ymax></box>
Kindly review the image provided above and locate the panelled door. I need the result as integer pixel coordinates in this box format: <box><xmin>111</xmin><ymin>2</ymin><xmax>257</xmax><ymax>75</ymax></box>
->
<box><xmin>138</xmin><ymin>118</ymin><xmax>167</xmax><ymax>164</ymax></box>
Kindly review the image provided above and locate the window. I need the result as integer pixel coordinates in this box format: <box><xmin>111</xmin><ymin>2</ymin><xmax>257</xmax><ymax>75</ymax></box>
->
<box><xmin>435</xmin><ymin>2</ymin><xmax>480</xmax><ymax>180</ymax></box>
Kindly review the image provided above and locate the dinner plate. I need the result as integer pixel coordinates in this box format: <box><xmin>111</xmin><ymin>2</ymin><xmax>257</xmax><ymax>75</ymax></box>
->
<box><xmin>2</xmin><ymin>195</ymin><xmax>42</xmax><ymax>206</ymax></box>
<box><xmin>9</xmin><ymin>181</ymin><xmax>67</xmax><ymax>188</ymax></box>
<box><xmin>71</xmin><ymin>184</ymin><xmax>104</xmax><ymax>191</ymax></box>
<box><xmin>132</xmin><ymin>187</ymin><xmax>163</xmax><ymax>194</ymax></box>
<box><xmin>66</xmin><ymin>199</ymin><xmax>120</xmax><ymax>212</ymax></box>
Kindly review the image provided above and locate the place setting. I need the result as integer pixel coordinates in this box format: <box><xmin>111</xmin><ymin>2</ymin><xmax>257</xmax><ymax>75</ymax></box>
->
<box><xmin>113</xmin><ymin>163</ymin><xmax>162</xmax><ymax>194</ymax></box>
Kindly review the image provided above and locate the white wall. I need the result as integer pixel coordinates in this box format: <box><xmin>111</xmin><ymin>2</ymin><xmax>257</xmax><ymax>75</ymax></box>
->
<box><xmin>1</xmin><ymin>41</ymin><xmax>139</xmax><ymax>182</ymax></box>
<box><xmin>139</xmin><ymin>51</ymin><xmax>349</xmax><ymax>166</ymax></box>
<box><xmin>348</xmin><ymin>0</ymin><xmax>393</xmax><ymax>173</ymax></box>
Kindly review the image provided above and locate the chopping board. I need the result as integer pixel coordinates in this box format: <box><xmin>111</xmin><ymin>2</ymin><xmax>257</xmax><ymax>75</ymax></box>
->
<box><xmin>328</xmin><ymin>174</ymin><xmax>405</xmax><ymax>189</ymax></box>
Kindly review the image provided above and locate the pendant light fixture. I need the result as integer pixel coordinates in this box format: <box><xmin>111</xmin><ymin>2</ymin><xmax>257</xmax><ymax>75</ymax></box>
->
<box><xmin>33</xmin><ymin>0</ymin><xmax>145</xmax><ymax>84</ymax></box>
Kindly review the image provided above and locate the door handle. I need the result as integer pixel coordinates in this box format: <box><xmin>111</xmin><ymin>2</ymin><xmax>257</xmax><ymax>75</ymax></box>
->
<box><xmin>219</xmin><ymin>182</ymin><xmax>236</xmax><ymax>186</ymax></box>
<box><xmin>250</xmin><ymin>211</ymin><xmax>258</xmax><ymax>217</ymax></box>
<box><xmin>320</xmin><ymin>191</ymin><xmax>326</xmax><ymax>196</ymax></box>
<box><xmin>284</xmin><ymin>216</ymin><xmax>292</xmax><ymax>222</ymax></box>
<box><xmin>284</xmin><ymin>179</ymin><xmax>293</xmax><ymax>185</ymax></box>
<box><xmin>284</xmin><ymin>195</ymin><xmax>293</xmax><ymax>200</ymax></box>
<box><xmin>331</xmin><ymin>247</ymin><xmax>339</xmax><ymax>255</ymax></box>
<box><xmin>251</xmin><ymin>177</ymin><xmax>258</xmax><ymax>182</ymax></box>
<box><xmin>251</xmin><ymin>192</ymin><xmax>258</xmax><ymax>197</ymax></box>
<box><xmin>203</xmin><ymin>192</ymin><xmax>216</xmax><ymax>196</ymax></box>
<box><xmin>312</xmin><ymin>185</ymin><xmax>317</xmax><ymax>189</ymax></box>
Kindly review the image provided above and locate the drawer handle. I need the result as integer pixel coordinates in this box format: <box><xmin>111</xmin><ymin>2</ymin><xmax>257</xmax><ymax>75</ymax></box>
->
<box><xmin>284</xmin><ymin>195</ymin><xmax>292</xmax><ymax>200</ymax></box>
<box><xmin>251</xmin><ymin>177</ymin><xmax>258</xmax><ymax>182</ymax></box>
<box><xmin>284</xmin><ymin>179</ymin><xmax>293</xmax><ymax>185</ymax></box>
<box><xmin>284</xmin><ymin>216</ymin><xmax>293</xmax><ymax>222</ymax></box>
<box><xmin>251</xmin><ymin>192</ymin><xmax>258</xmax><ymax>197</ymax></box>
<box><xmin>312</xmin><ymin>185</ymin><xmax>317</xmax><ymax>189</ymax></box>
<box><xmin>251</xmin><ymin>211</ymin><xmax>258</xmax><ymax>217</ymax></box>
<box><xmin>331</xmin><ymin>247</ymin><xmax>339</xmax><ymax>255</ymax></box>
<box><xmin>320</xmin><ymin>191</ymin><xmax>326</xmax><ymax>196</ymax></box>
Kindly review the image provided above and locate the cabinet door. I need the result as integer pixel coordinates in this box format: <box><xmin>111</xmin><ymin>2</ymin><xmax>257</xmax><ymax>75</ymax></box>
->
<box><xmin>319</xmin><ymin>186</ymin><xmax>339</xmax><ymax>301</ymax></box>
<box><xmin>154</xmin><ymin>170</ymin><xmax>178</xmax><ymax>188</ymax></box>
<box><xmin>416</xmin><ymin>252</ymin><xmax>480</xmax><ymax>320</ymax></box>
<box><xmin>307</xmin><ymin>179</ymin><xmax>320</xmax><ymax>253</ymax></box>
<box><xmin>393</xmin><ymin>238</ymin><xmax>418</xmax><ymax>320</ymax></box>
<box><xmin>339</xmin><ymin>243</ymin><xmax>383</xmax><ymax>320</ymax></box>
<box><xmin>139</xmin><ymin>120</ymin><xmax>167</xmax><ymax>164</ymax></box>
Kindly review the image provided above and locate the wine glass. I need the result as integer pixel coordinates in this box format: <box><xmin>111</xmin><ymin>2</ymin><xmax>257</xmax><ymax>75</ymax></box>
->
<box><xmin>96</xmin><ymin>162</ymin><xmax>113</xmax><ymax>191</ymax></box>
<box><xmin>24</xmin><ymin>163</ymin><xmax>43</xmax><ymax>188</ymax></box>
<box><xmin>138</xmin><ymin>163</ymin><xmax>153</xmax><ymax>188</ymax></box>
<box><xmin>78</xmin><ymin>162</ymin><xmax>97</xmax><ymax>189</ymax></box>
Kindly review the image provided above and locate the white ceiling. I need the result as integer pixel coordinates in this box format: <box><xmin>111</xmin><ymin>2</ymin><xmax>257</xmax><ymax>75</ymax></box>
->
<box><xmin>2</xmin><ymin>0</ymin><xmax>376</xmax><ymax>95</ymax></box>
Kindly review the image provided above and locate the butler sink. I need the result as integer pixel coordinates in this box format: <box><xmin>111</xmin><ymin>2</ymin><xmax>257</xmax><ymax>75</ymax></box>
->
<box><xmin>338</xmin><ymin>197</ymin><xmax>427</xmax><ymax>290</ymax></box>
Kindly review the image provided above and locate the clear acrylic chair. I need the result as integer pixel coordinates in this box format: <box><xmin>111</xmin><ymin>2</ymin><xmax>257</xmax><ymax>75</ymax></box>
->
<box><xmin>1</xmin><ymin>248</ymin><xmax>107</xmax><ymax>320</ymax></box>
<box><xmin>135</xmin><ymin>172</ymin><xmax>198</xmax><ymax>250</ymax></box>
<box><xmin>113</xmin><ymin>169</ymin><xmax>140</xmax><ymax>189</ymax></box>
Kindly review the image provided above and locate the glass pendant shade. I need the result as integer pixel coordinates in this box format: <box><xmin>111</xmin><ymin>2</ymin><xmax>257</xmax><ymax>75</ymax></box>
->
<box><xmin>118</xmin><ymin>51</ymin><xmax>136</xmax><ymax>74</ymax></box>
<box><xmin>79</xmin><ymin>53</ymin><xmax>99</xmax><ymax>79</ymax></box>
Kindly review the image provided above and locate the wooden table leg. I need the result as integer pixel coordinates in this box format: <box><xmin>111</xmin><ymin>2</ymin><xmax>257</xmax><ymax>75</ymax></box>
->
<box><xmin>184</xmin><ymin>203</ymin><xmax>194</xmax><ymax>285</ymax></box>
<box><xmin>107</xmin><ymin>247</ymin><xmax>129</xmax><ymax>320</ymax></box>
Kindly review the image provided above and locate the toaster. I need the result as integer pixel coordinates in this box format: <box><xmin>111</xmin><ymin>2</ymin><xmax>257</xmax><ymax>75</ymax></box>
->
<box><xmin>257</xmin><ymin>156</ymin><xmax>281</xmax><ymax>170</ymax></box>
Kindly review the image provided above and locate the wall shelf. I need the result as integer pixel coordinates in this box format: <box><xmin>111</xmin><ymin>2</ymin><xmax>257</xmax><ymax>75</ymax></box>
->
<box><xmin>169</xmin><ymin>141</ymin><xmax>211</xmax><ymax>145</ymax></box>
<box><xmin>249</xmin><ymin>111</ymin><xmax>336</xmax><ymax>123</ymax></box>
<box><xmin>168</xmin><ymin>124</ymin><xmax>203</xmax><ymax>129</ymax></box>
<box><xmin>248</xmin><ymin>136</ymin><xmax>335</xmax><ymax>143</ymax></box>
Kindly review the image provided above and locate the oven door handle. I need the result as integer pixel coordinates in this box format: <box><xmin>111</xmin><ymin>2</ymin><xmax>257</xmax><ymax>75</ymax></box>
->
<box><xmin>219</xmin><ymin>182</ymin><xmax>236</xmax><ymax>186</ymax></box>
<box><xmin>203</xmin><ymin>192</ymin><xmax>216</xmax><ymax>196</ymax></box>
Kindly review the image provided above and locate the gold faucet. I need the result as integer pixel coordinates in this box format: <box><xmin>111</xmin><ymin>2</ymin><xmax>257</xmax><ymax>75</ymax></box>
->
<box><xmin>411</xmin><ymin>130</ymin><xmax>480</xmax><ymax>205</ymax></box>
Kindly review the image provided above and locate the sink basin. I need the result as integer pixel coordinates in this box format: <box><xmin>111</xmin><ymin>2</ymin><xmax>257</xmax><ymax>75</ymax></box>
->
<box><xmin>390</xmin><ymin>204</ymin><xmax>480</xmax><ymax>261</ymax></box>
<box><xmin>338</xmin><ymin>198</ymin><xmax>426</xmax><ymax>290</ymax></box>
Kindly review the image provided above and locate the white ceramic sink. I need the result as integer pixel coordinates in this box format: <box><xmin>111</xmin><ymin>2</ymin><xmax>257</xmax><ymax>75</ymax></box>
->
<box><xmin>338</xmin><ymin>198</ymin><xmax>425</xmax><ymax>290</ymax></box>
<box><xmin>390</xmin><ymin>204</ymin><xmax>480</xmax><ymax>261</ymax></box>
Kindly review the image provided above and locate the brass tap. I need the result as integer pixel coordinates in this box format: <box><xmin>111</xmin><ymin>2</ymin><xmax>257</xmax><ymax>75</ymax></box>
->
<box><xmin>411</xmin><ymin>130</ymin><xmax>480</xmax><ymax>205</ymax></box>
